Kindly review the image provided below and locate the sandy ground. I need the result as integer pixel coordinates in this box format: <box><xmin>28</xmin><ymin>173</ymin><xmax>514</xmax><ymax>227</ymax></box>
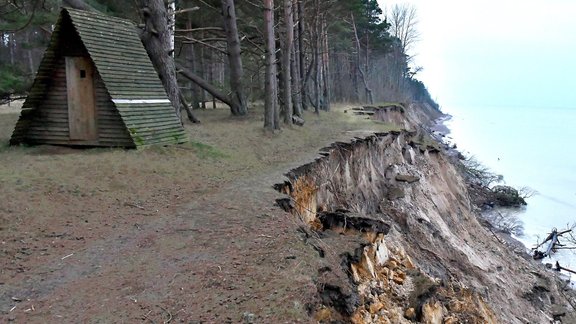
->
<box><xmin>0</xmin><ymin>104</ymin><xmax>398</xmax><ymax>322</ymax></box>
<box><xmin>0</xmin><ymin>100</ymin><xmax>23</xmax><ymax>115</ymax></box>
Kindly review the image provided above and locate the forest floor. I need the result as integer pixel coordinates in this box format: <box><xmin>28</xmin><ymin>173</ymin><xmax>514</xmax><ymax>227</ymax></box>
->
<box><xmin>0</xmin><ymin>102</ymin><xmax>400</xmax><ymax>323</ymax></box>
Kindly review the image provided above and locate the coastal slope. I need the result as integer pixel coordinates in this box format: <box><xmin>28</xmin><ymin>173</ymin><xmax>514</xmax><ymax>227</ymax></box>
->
<box><xmin>277</xmin><ymin>103</ymin><xmax>573</xmax><ymax>323</ymax></box>
<box><xmin>1</xmin><ymin>103</ymin><xmax>573</xmax><ymax>323</ymax></box>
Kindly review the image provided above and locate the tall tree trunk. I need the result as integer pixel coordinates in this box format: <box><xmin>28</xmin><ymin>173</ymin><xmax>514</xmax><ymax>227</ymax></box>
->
<box><xmin>297</xmin><ymin>0</ymin><xmax>307</xmax><ymax>110</ymax></box>
<box><xmin>321</xmin><ymin>17</ymin><xmax>330</xmax><ymax>111</ymax></box>
<box><xmin>208</xmin><ymin>47</ymin><xmax>215</xmax><ymax>108</ymax></box>
<box><xmin>313</xmin><ymin>51</ymin><xmax>320</xmax><ymax>113</ymax></box>
<box><xmin>365</xmin><ymin>33</ymin><xmax>369</xmax><ymax>81</ymax></box>
<box><xmin>277</xmin><ymin>44</ymin><xmax>285</xmax><ymax>110</ymax></box>
<box><xmin>363</xmin><ymin>33</ymin><xmax>371</xmax><ymax>102</ymax></box>
<box><xmin>264</xmin><ymin>0</ymin><xmax>278</xmax><ymax>130</ymax></box>
<box><xmin>139</xmin><ymin>0</ymin><xmax>197</xmax><ymax>122</ymax></box>
<box><xmin>290</xmin><ymin>46</ymin><xmax>303</xmax><ymax>118</ymax></box>
<box><xmin>167</xmin><ymin>0</ymin><xmax>175</xmax><ymax>56</ymax></box>
<box><xmin>291</xmin><ymin>0</ymin><xmax>303</xmax><ymax>117</ymax></box>
<box><xmin>198</xmin><ymin>32</ymin><xmax>207</xmax><ymax>109</ymax></box>
<box><xmin>281</xmin><ymin>0</ymin><xmax>293</xmax><ymax>125</ymax></box>
<box><xmin>313</xmin><ymin>1</ymin><xmax>321</xmax><ymax>113</ymax></box>
<box><xmin>26</xmin><ymin>31</ymin><xmax>35</xmax><ymax>74</ymax></box>
<box><xmin>9</xmin><ymin>34</ymin><xmax>15</xmax><ymax>65</ymax></box>
<box><xmin>221</xmin><ymin>0</ymin><xmax>247</xmax><ymax>116</ymax></box>
<box><xmin>185</xmin><ymin>15</ymin><xmax>200</xmax><ymax>110</ymax></box>
<box><xmin>351</xmin><ymin>56</ymin><xmax>359</xmax><ymax>102</ymax></box>
<box><xmin>351</xmin><ymin>13</ymin><xmax>373</xmax><ymax>104</ymax></box>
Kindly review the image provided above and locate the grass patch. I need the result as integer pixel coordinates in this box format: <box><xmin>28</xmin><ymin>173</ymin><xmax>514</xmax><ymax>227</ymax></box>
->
<box><xmin>0</xmin><ymin>102</ymin><xmax>400</xmax><ymax>227</ymax></box>
<box><xmin>184</xmin><ymin>141</ymin><xmax>229</xmax><ymax>159</ymax></box>
<box><xmin>0</xmin><ymin>141</ymin><xmax>11</xmax><ymax>152</ymax></box>
<box><xmin>0</xmin><ymin>111</ymin><xmax>19</xmax><ymax>147</ymax></box>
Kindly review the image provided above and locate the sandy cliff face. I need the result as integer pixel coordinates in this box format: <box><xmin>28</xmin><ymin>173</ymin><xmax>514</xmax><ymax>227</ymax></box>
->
<box><xmin>276</xmin><ymin>104</ymin><xmax>573</xmax><ymax>323</ymax></box>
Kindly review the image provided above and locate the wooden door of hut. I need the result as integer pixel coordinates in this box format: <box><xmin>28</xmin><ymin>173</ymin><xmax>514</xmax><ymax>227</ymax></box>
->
<box><xmin>65</xmin><ymin>56</ymin><xmax>97</xmax><ymax>141</ymax></box>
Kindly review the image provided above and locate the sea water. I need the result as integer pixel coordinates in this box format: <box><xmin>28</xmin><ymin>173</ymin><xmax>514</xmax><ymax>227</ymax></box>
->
<box><xmin>442</xmin><ymin>105</ymin><xmax>576</xmax><ymax>273</ymax></box>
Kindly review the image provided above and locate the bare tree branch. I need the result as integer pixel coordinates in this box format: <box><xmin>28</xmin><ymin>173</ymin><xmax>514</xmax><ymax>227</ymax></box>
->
<box><xmin>178</xmin><ymin>36</ymin><xmax>228</xmax><ymax>55</ymax></box>
<box><xmin>1</xmin><ymin>0</ymin><xmax>43</xmax><ymax>33</ymax></box>
<box><xmin>174</xmin><ymin>7</ymin><xmax>199</xmax><ymax>15</ymax></box>
<box><xmin>175</xmin><ymin>27</ymin><xmax>224</xmax><ymax>33</ymax></box>
<box><xmin>388</xmin><ymin>4</ymin><xmax>420</xmax><ymax>56</ymax></box>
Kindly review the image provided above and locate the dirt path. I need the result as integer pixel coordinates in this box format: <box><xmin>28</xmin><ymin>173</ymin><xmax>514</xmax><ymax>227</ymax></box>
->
<box><xmin>4</xmin><ymin>103</ymin><xmax>572</xmax><ymax>323</ymax></box>
<box><xmin>1</xmin><ymin>105</ymin><xmax>398</xmax><ymax>322</ymax></box>
<box><xmin>3</xmin><ymin>172</ymin><xmax>310</xmax><ymax>322</ymax></box>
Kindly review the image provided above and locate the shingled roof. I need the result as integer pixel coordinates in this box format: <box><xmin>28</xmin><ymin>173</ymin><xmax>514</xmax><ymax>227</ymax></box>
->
<box><xmin>11</xmin><ymin>7</ymin><xmax>186</xmax><ymax>147</ymax></box>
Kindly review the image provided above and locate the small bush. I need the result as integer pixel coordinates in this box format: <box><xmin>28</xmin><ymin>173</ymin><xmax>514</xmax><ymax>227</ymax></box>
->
<box><xmin>489</xmin><ymin>185</ymin><xmax>527</xmax><ymax>207</ymax></box>
<box><xmin>460</xmin><ymin>155</ymin><xmax>503</xmax><ymax>188</ymax></box>
<box><xmin>482</xmin><ymin>209</ymin><xmax>524</xmax><ymax>236</ymax></box>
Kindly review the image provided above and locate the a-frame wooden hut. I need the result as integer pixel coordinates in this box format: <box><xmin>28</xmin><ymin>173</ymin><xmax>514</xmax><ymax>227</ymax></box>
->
<box><xmin>11</xmin><ymin>8</ymin><xmax>186</xmax><ymax>148</ymax></box>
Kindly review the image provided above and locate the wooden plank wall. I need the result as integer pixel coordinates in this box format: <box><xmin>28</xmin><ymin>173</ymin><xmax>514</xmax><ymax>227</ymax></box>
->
<box><xmin>67</xmin><ymin>8</ymin><xmax>186</xmax><ymax>146</ymax></box>
<box><xmin>20</xmin><ymin>57</ymin><xmax>134</xmax><ymax>147</ymax></box>
<box><xmin>116</xmin><ymin>102</ymin><xmax>187</xmax><ymax>146</ymax></box>
<box><xmin>23</xmin><ymin>59</ymin><xmax>70</xmax><ymax>143</ymax></box>
<box><xmin>93</xmin><ymin>74</ymin><xmax>135</xmax><ymax>147</ymax></box>
<box><xmin>12</xmin><ymin>14</ymin><xmax>135</xmax><ymax>147</ymax></box>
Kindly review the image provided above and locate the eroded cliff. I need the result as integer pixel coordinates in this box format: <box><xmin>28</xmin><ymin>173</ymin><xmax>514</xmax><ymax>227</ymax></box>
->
<box><xmin>275</xmin><ymin>104</ymin><xmax>574</xmax><ymax>323</ymax></box>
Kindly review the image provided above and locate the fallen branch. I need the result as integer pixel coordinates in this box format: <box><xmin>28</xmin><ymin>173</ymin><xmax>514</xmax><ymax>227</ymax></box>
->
<box><xmin>174</xmin><ymin>7</ymin><xmax>199</xmax><ymax>15</ymax></box>
<box><xmin>142</xmin><ymin>309</ymin><xmax>153</xmax><ymax>321</ymax></box>
<box><xmin>486</xmin><ymin>225</ymin><xmax>505</xmax><ymax>245</ymax></box>
<box><xmin>555</xmin><ymin>261</ymin><xmax>576</xmax><ymax>275</ymax></box>
<box><xmin>533</xmin><ymin>228</ymin><xmax>574</xmax><ymax>259</ymax></box>
<box><xmin>158</xmin><ymin>305</ymin><xmax>172</xmax><ymax>323</ymax></box>
<box><xmin>124</xmin><ymin>202</ymin><xmax>145</xmax><ymax>210</ymax></box>
<box><xmin>176</xmin><ymin>63</ymin><xmax>234</xmax><ymax>109</ymax></box>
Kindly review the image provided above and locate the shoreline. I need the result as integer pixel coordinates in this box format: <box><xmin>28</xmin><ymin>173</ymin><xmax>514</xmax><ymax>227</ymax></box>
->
<box><xmin>2</xmin><ymin>101</ymin><xmax>575</xmax><ymax>322</ymax></box>
<box><xmin>429</xmin><ymin>113</ymin><xmax>576</xmax><ymax>284</ymax></box>
<box><xmin>278</xmin><ymin>103</ymin><xmax>576</xmax><ymax>322</ymax></box>
<box><xmin>430</xmin><ymin>115</ymin><xmax>533</xmax><ymax>251</ymax></box>
<box><xmin>429</xmin><ymin>113</ymin><xmax>452</xmax><ymax>135</ymax></box>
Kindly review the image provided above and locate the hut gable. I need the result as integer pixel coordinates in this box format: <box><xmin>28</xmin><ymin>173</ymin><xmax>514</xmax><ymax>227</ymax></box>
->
<box><xmin>11</xmin><ymin>7</ymin><xmax>186</xmax><ymax>148</ymax></box>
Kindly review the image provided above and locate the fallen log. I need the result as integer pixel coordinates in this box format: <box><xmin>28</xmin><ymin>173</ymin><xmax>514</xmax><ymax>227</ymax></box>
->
<box><xmin>545</xmin><ymin>230</ymin><xmax>559</xmax><ymax>258</ymax></box>
<box><xmin>176</xmin><ymin>63</ymin><xmax>235</xmax><ymax>110</ymax></box>
<box><xmin>555</xmin><ymin>262</ymin><xmax>576</xmax><ymax>275</ymax></box>
<box><xmin>533</xmin><ymin>228</ymin><xmax>573</xmax><ymax>260</ymax></box>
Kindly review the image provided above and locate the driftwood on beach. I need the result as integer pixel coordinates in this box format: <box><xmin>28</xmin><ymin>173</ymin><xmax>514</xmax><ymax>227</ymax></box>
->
<box><xmin>555</xmin><ymin>261</ymin><xmax>576</xmax><ymax>275</ymax></box>
<box><xmin>533</xmin><ymin>228</ymin><xmax>573</xmax><ymax>260</ymax></box>
<box><xmin>533</xmin><ymin>227</ymin><xmax>576</xmax><ymax>277</ymax></box>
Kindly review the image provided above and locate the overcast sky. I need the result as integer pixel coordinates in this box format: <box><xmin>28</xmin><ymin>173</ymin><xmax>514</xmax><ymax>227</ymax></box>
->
<box><xmin>377</xmin><ymin>0</ymin><xmax>576</xmax><ymax>110</ymax></box>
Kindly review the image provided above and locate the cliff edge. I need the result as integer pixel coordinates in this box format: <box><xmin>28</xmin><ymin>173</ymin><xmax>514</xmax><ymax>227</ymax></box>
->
<box><xmin>2</xmin><ymin>102</ymin><xmax>573</xmax><ymax>323</ymax></box>
<box><xmin>275</xmin><ymin>102</ymin><xmax>574</xmax><ymax>323</ymax></box>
